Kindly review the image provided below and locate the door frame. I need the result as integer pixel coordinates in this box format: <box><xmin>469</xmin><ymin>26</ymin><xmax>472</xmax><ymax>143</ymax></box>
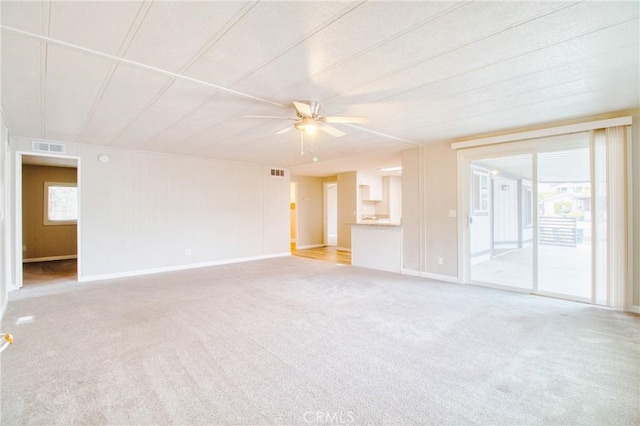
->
<box><xmin>14</xmin><ymin>151</ymin><xmax>81</xmax><ymax>290</ymax></box>
<box><xmin>457</xmin><ymin>133</ymin><xmax>592</xmax><ymax>298</ymax></box>
<box><xmin>323</xmin><ymin>181</ymin><xmax>337</xmax><ymax>246</ymax></box>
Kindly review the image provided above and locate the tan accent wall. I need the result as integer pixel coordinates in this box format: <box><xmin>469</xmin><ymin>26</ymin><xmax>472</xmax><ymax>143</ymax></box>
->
<box><xmin>422</xmin><ymin>142</ymin><xmax>458</xmax><ymax>276</ymax></box>
<box><xmin>22</xmin><ymin>165</ymin><xmax>77</xmax><ymax>260</ymax></box>
<box><xmin>401</xmin><ymin>148</ymin><xmax>421</xmax><ymax>271</ymax></box>
<box><xmin>337</xmin><ymin>172</ymin><xmax>357</xmax><ymax>250</ymax></box>
<box><xmin>290</xmin><ymin>176</ymin><xmax>323</xmax><ymax>248</ymax></box>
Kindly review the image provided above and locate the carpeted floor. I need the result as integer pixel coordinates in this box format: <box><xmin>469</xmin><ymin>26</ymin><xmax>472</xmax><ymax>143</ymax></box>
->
<box><xmin>1</xmin><ymin>256</ymin><xmax>638</xmax><ymax>425</ymax></box>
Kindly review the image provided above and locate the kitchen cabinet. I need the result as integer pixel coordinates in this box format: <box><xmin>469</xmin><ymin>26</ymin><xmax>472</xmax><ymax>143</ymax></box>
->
<box><xmin>359</xmin><ymin>172</ymin><xmax>382</xmax><ymax>201</ymax></box>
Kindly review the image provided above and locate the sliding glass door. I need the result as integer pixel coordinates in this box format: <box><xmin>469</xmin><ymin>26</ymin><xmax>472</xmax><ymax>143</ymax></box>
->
<box><xmin>465</xmin><ymin>133</ymin><xmax>603</xmax><ymax>304</ymax></box>
<box><xmin>537</xmin><ymin>146</ymin><xmax>592</xmax><ymax>301</ymax></box>
<box><xmin>461</xmin><ymin>126</ymin><xmax>628</xmax><ymax>307</ymax></box>
<box><xmin>470</xmin><ymin>154</ymin><xmax>534</xmax><ymax>291</ymax></box>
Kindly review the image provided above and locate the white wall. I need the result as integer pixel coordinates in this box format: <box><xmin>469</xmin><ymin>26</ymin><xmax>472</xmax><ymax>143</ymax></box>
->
<box><xmin>492</xmin><ymin>177</ymin><xmax>518</xmax><ymax>247</ymax></box>
<box><xmin>326</xmin><ymin>184</ymin><xmax>337</xmax><ymax>241</ymax></box>
<box><xmin>0</xmin><ymin>113</ymin><xmax>8</xmax><ymax>317</ymax></box>
<box><xmin>352</xmin><ymin>225</ymin><xmax>402</xmax><ymax>273</ymax></box>
<box><xmin>11</xmin><ymin>138</ymin><xmax>290</xmax><ymax>281</ymax></box>
<box><xmin>290</xmin><ymin>175</ymin><xmax>324</xmax><ymax>248</ymax></box>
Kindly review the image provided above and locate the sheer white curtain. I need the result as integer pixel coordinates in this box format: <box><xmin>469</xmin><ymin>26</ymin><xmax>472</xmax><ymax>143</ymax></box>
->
<box><xmin>606</xmin><ymin>126</ymin><xmax>628</xmax><ymax>309</ymax></box>
<box><xmin>592</xmin><ymin>126</ymin><xmax>628</xmax><ymax>309</ymax></box>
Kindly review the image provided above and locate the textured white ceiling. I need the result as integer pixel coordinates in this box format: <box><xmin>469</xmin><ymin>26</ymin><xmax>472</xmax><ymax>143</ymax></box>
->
<box><xmin>1</xmin><ymin>1</ymin><xmax>638</xmax><ymax>176</ymax></box>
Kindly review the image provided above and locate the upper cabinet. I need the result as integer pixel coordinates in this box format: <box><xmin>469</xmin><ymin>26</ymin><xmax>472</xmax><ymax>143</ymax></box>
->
<box><xmin>359</xmin><ymin>172</ymin><xmax>382</xmax><ymax>201</ymax></box>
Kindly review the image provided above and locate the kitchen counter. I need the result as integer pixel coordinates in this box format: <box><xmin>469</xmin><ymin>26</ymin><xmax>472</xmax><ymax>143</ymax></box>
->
<box><xmin>351</xmin><ymin>223</ymin><xmax>402</xmax><ymax>273</ymax></box>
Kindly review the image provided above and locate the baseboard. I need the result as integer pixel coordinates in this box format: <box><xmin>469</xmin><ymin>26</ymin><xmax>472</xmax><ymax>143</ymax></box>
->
<box><xmin>296</xmin><ymin>244</ymin><xmax>325</xmax><ymax>249</ymax></box>
<box><xmin>23</xmin><ymin>255</ymin><xmax>77</xmax><ymax>263</ymax></box>
<box><xmin>400</xmin><ymin>268</ymin><xmax>420</xmax><ymax>277</ymax></box>
<box><xmin>627</xmin><ymin>305</ymin><xmax>640</xmax><ymax>314</ymax></box>
<box><xmin>336</xmin><ymin>247</ymin><xmax>351</xmax><ymax>252</ymax></box>
<box><xmin>401</xmin><ymin>268</ymin><xmax>460</xmax><ymax>283</ymax></box>
<box><xmin>78</xmin><ymin>252</ymin><xmax>291</xmax><ymax>283</ymax></box>
<box><xmin>419</xmin><ymin>272</ymin><xmax>460</xmax><ymax>283</ymax></box>
<box><xmin>470</xmin><ymin>280</ymin><xmax>532</xmax><ymax>294</ymax></box>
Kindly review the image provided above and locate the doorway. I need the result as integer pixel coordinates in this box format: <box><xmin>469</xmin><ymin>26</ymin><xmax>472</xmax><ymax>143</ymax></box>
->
<box><xmin>324</xmin><ymin>182</ymin><xmax>337</xmax><ymax>246</ymax></box>
<box><xmin>460</xmin><ymin>131</ymin><xmax>621</xmax><ymax>306</ymax></box>
<box><xmin>18</xmin><ymin>154</ymin><xmax>79</xmax><ymax>288</ymax></box>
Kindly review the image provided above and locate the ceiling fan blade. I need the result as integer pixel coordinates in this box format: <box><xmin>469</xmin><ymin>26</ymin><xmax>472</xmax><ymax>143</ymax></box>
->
<box><xmin>276</xmin><ymin>125</ymin><xmax>294</xmax><ymax>135</ymax></box>
<box><xmin>243</xmin><ymin>115</ymin><xmax>293</xmax><ymax>119</ymax></box>
<box><xmin>293</xmin><ymin>101</ymin><xmax>313</xmax><ymax>118</ymax></box>
<box><xmin>318</xmin><ymin>124</ymin><xmax>346</xmax><ymax>137</ymax></box>
<box><xmin>324</xmin><ymin>116</ymin><xmax>369</xmax><ymax>124</ymax></box>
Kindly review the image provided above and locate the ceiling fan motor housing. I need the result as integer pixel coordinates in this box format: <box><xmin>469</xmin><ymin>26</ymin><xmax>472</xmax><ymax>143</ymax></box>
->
<box><xmin>296</xmin><ymin>100</ymin><xmax>321</xmax><ymax>118</ymax></box>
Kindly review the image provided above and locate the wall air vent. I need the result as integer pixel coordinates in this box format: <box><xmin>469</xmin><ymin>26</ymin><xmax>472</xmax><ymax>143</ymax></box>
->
<box><xmin>32</xmin><ymin>141</ymin><xmax>66</xmax><ymax>154</ymax></box>
<box><xmin>270</xmin><ymin>168</ymin><xmax>285</xmax><ymax>178</ymax></box>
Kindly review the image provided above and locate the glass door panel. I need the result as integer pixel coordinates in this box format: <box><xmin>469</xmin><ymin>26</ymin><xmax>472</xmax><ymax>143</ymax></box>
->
<box><xmin>470</xmin><ymin>154</ymin><xmax>534</xmax><ymax>290</ymax></box>
<box><xmin>537</xmin><ymin>147</ymin><xmax>592</xmax><ymax>300</ymax></box>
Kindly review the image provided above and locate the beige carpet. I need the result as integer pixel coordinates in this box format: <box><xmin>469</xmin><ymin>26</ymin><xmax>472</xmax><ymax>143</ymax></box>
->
<box><xmin>1</xmin><ymin>256</ymin><xmax>638</xmax><ymax>425</ymax></box>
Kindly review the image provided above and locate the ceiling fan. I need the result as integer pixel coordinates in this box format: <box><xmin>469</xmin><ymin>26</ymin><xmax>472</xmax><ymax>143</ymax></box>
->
<box><xmin>244</xmin><ymin>101</ymin><xmax>368</xmax><ymax>137</ymax></box>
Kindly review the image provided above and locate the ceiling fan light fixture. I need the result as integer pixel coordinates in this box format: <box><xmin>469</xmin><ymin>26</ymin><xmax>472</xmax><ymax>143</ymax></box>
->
<box><xmin>304</xmin><ymin>124</ymin><xmax>317</xmax><ymax>135</ymax></box>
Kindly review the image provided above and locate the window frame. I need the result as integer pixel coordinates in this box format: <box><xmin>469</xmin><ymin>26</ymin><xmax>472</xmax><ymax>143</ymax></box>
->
<box><xmin>471</xmin><ymin>170</ymin><xmax>490</xmax><ymax>215</ymax></box>
<box><xmin>43</xmin><ymin>181</ymin><xmax>78</xmax><ymax>226</ymax></box>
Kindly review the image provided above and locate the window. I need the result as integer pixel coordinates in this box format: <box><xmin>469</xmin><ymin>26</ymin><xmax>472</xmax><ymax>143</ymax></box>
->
<box><xmin>472</xmin><ymin>170</ymin><xmax>489</xmax><ymax>214</ymax></box>
<box><xmin>44</xmin><ymin>182</ymin><xmax>78</xmax><ymax>225</ymax></box>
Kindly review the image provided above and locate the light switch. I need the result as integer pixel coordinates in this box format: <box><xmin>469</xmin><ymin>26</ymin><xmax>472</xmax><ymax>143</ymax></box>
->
<box><xmin>448</xmin><ymin>210</ymin><xmax>457</xmax><ymax>218</ymax></box>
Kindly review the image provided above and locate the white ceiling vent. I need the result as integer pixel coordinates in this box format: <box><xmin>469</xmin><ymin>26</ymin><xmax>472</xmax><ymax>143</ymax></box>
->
<box><xmin>32</xmin><ymin>140</ymin><xmax>66</xmax><ymax>154</ymax></box>
<box><xmin>270</xmin><ymin>168</ymin><xmax>285</xmax><ymax>178</ymax></box>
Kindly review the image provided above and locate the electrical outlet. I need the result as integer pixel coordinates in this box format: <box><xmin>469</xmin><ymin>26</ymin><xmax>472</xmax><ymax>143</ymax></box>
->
<box><xmin>437</xmin><ymin>257</ymin><xmax>443</xmax><ymax>265</ymax></box>
<box><xmin>185</xmin><ymin>248</ymin><xmax>191</xmax><ymax>256</ymax></box>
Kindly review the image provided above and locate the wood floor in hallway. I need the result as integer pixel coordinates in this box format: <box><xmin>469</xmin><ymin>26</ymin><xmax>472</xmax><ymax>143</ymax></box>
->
<box><xmin>22</xmin><ymin>259</ymin><xmax>77</xmax><ymax>286</ymax></box>
<box><xmin>291</xmin><ymin>244</ymin><xmax>351</xmax><ymax>265</ymax></box>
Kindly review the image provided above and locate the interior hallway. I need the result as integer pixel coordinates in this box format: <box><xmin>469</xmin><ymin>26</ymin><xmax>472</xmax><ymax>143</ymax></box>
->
<box><xmin>291</xmin><ymin>244</ymin><xmax>351</xmax><ymax>265</ymax></box>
